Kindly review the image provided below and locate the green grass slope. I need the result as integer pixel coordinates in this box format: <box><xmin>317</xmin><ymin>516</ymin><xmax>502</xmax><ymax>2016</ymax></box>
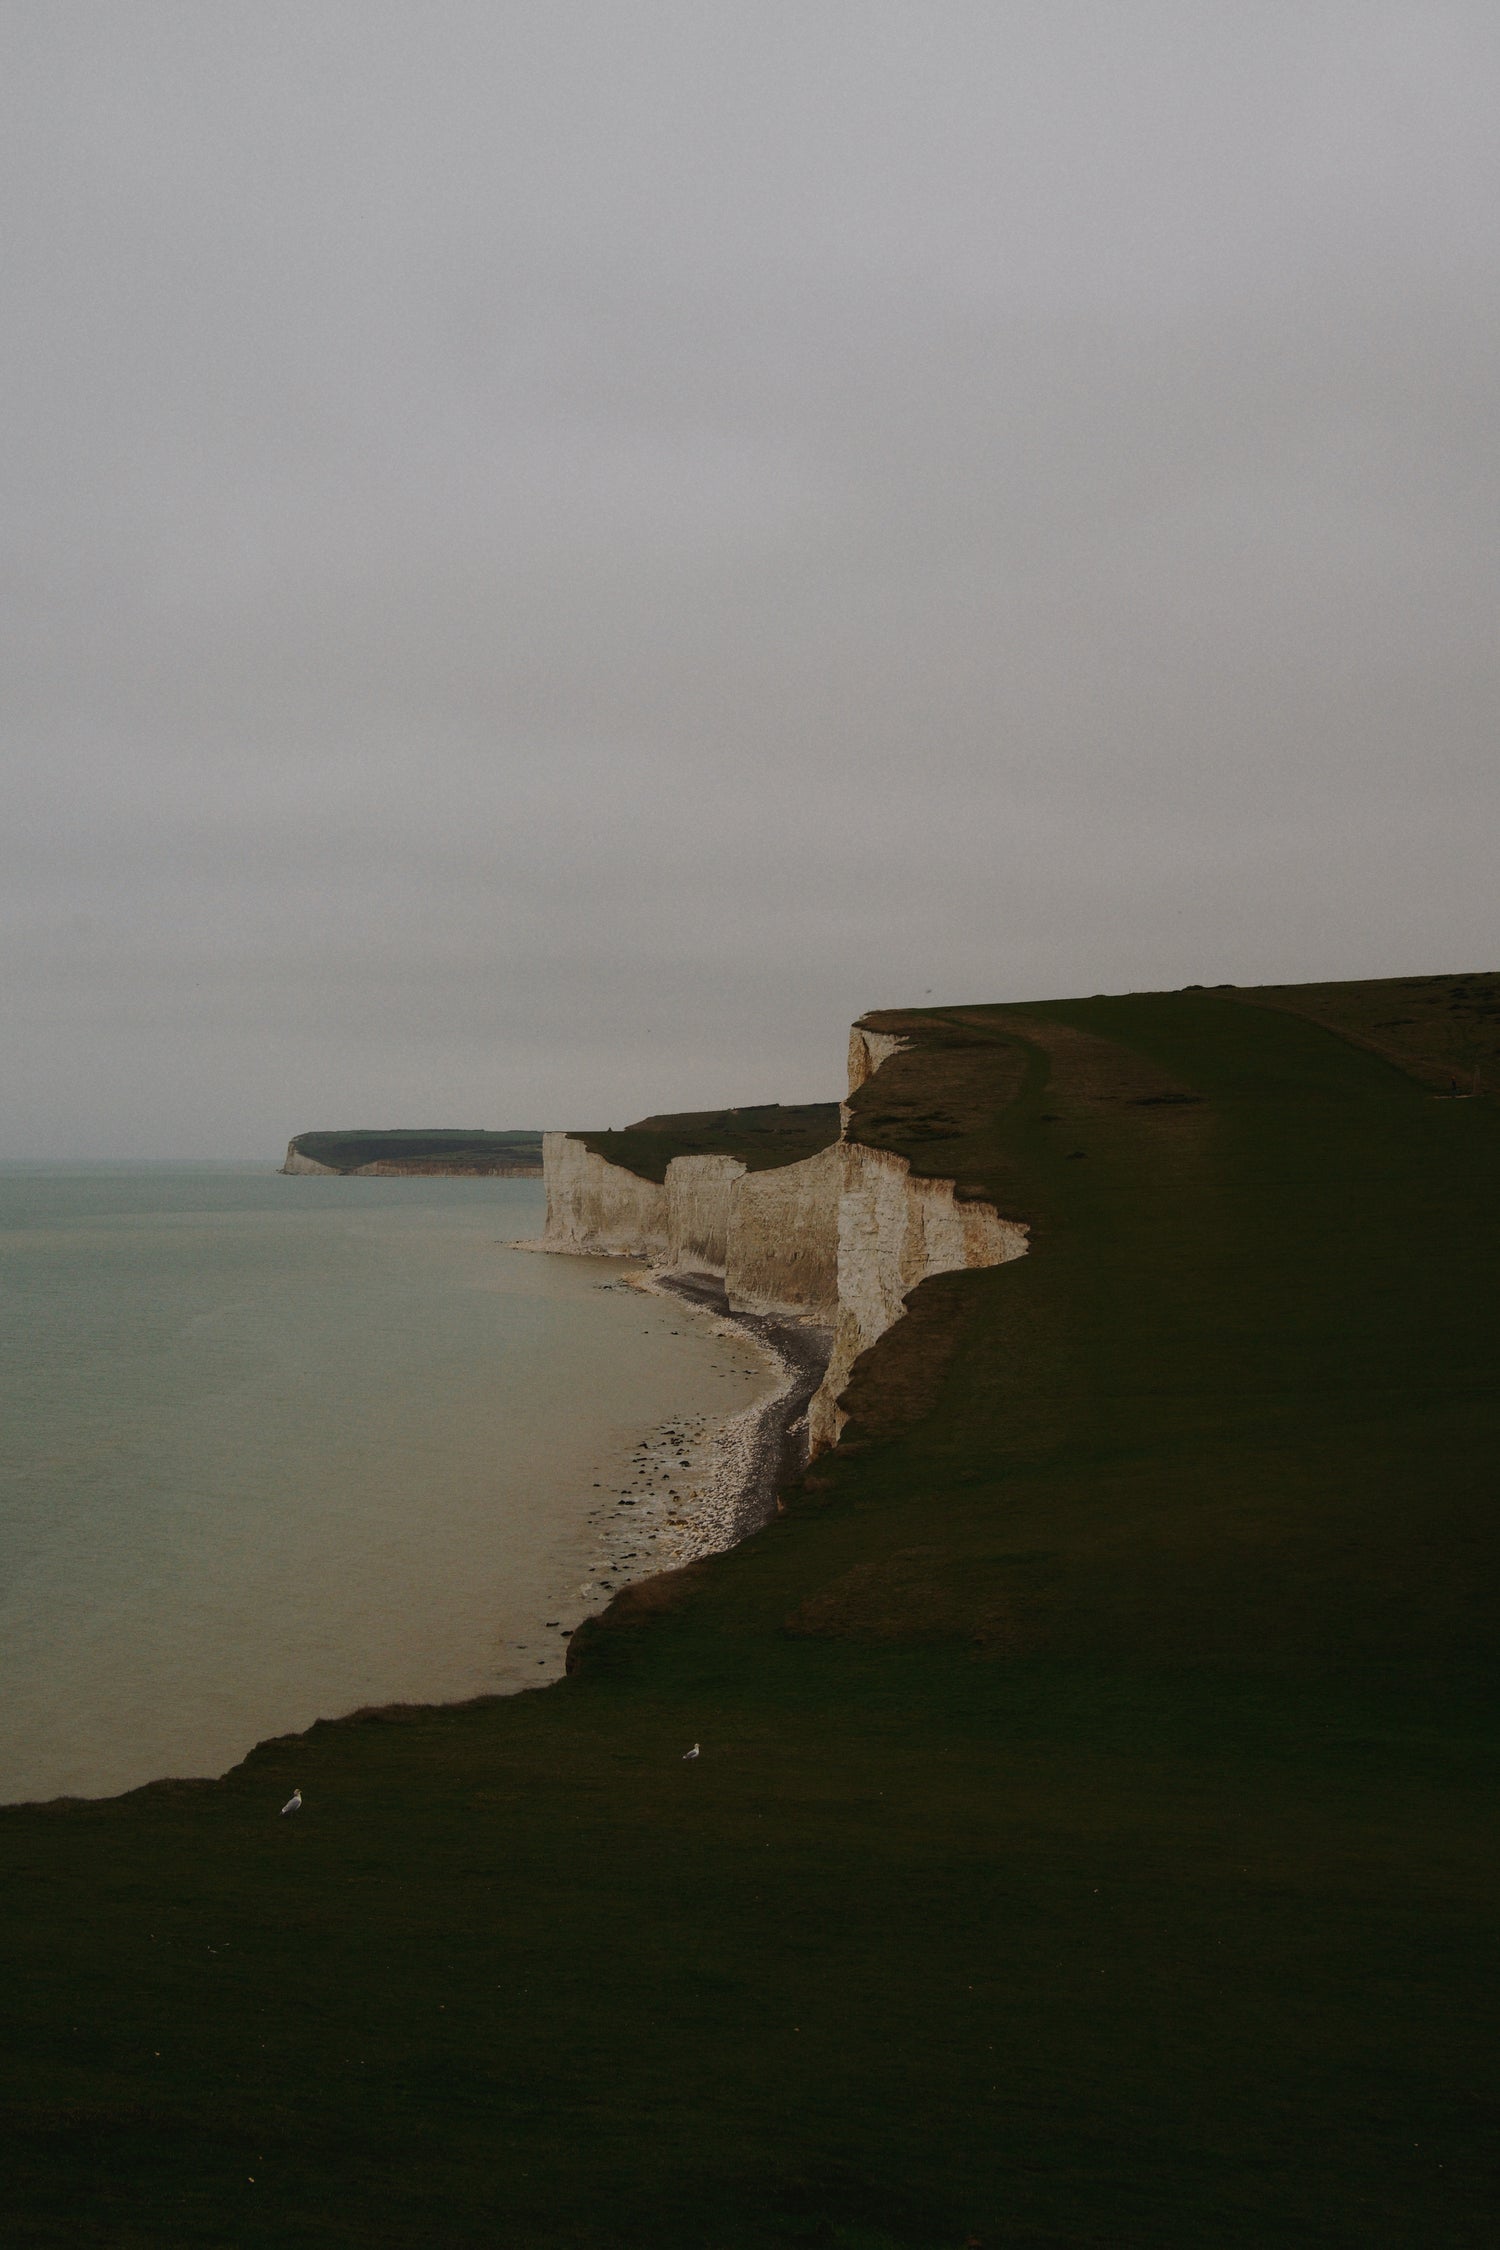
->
<box><xmin>577</xmin><ymin>1101</ymin><xmax>842</xmax><ymax>1183</ymax></box>
<box><xmin>1231</xmin><ymin>967</ymin><xmax>1499</xmax><ymax>1095</ymax></box>
<box><xmin>4</xmin><ymin>985</ymin><xmax>1496</xmax><ymax>2248</ymax></box>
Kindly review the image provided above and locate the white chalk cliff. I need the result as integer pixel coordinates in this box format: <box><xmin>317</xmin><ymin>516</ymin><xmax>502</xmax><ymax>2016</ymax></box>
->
<box><xmin>541</xmin><ymin>1026</ymin><xmax>1027</xmax><ymax>1460</ymax></box>
<box><xmin>540</xmin><ymin>1132</ymin><xmax>670</xmax><ymax>1256</ymax></box>
<box><xmin>540</xmin><ymin>1135</ymin><xmax>842</xmax><ymax>1316</ymax></box>
<box><xmin>282</xmin><ymin>1147</ymin><xmax>338</xmax><ymax>1174</ymax></box>
<box><xmin>726</xmin><ymin>1143</ymin><xmax>843</xmax><ymax>1322</ymax></box>
<box><xmin>807</xmin><ymin>1143</ymin><xmax>1027</xmax><ymax>1455</ymax></box>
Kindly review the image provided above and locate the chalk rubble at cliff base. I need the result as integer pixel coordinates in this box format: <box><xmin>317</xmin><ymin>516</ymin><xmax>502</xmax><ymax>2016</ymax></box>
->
<box><xmin>571</xmin><ymin>1276</ymin><xmax>815</xmax><ymax>1607</ymax></box>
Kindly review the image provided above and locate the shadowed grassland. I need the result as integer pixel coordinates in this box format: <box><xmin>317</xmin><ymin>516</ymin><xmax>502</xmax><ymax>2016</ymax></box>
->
<box><xmin>3</xmin><ymin>987</ymin><xmax>1496</xmax><ymax>2246</ymax></box>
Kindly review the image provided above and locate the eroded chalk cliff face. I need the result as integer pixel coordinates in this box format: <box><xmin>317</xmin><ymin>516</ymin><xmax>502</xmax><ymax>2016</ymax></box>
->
<box><xmin>541</xmin><ymin>1131</ymin><xmax>669</xmax><ymax>1256</ymax></box>
<box><xmin>541</xmin><ymin>1022</ymin><xmax>1027</xmax><ymax>1460</ymax></box>
<box><xmin>806</xmin><ymin>1146</ymin><xmax>1027</xmax><ymax>1455</ymax></box>
<box><xmin>665</xmin><ymin>1154</ymin><xmax>745</xmax><ymax>1275</ymax></box>
<box><xmin>725</xmin><ymin>1143</ymin><xmax>842</xmax><ymax>1320</ymax></box>
<box><xmin>540</xmin><ymin>1134</ymin><xmax>840</xmax><ymax>1317</ymax></box>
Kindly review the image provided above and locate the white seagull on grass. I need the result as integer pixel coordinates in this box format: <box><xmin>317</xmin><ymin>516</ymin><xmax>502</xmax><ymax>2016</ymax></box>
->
<box><xmin>682</xmin><ymin>1743</ymin><xmax>700</xmax><ymax>1762</ymax></box>
<box><xmin>280</xmin><ymin>1788</ymin><xmax>302</xmax><ymax>1815</ymax></box>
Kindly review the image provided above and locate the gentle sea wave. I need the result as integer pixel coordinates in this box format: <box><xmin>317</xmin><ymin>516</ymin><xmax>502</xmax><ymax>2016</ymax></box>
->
<box><xmin>0</xmin><ymin>1165</ymin><xmax>770</xmax><ymax>1802</ymax></box>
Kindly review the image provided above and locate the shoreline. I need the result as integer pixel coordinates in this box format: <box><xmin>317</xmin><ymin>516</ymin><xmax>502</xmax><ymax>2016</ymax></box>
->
<box><xmin>642</xmin><ymin>1268</ymin><xmax>831</xmax><ymax>1548</ymax></box>
<box><xmin>563</xmin><ymin>1261</ymin><xmax>831</xmax><ymax>1613</ymax></box>
<box><xmin>8</xmin><ymin>1243</ymin><xmax>828</xmax><ymax>1809</ymax></box>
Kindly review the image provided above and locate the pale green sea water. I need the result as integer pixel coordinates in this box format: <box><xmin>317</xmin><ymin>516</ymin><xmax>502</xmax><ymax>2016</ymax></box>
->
<box><xmin>0</xmin><ymin>1165</ymin><xmax>770</xmax><ymax>1803</ymax></box>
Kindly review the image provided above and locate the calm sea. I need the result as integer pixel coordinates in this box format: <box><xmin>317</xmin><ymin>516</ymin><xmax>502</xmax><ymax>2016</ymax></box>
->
<box><xmin>0</xmin><ymin>1165</ymin><xmax>768</xmax><ymax>1803</ymax></box>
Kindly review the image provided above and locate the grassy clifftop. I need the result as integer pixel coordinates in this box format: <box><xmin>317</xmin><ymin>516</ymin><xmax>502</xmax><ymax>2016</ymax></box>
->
<box><xmin>575</xmin><ymin>1100</ymin><xmax>841</xmax><ymax>1183</ymax></box>
<box><xmin>5</xmin><ymin>980</ymin><xmax>1496</xmax><ymax>2247</ymax></box>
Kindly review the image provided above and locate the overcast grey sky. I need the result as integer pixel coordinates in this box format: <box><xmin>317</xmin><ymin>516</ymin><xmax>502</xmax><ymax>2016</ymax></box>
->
<box><xmin>3</xmin><ymin>3</ymin><xmax>1496</xmax><ymax>1154</ymax></box>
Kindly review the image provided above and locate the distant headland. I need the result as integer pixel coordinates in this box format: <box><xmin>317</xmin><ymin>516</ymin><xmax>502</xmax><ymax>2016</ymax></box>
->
<box><xmin>281</xmin><ymin>1129</ymin><xmax>543</xmax><ymax>1176</ymax></box>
